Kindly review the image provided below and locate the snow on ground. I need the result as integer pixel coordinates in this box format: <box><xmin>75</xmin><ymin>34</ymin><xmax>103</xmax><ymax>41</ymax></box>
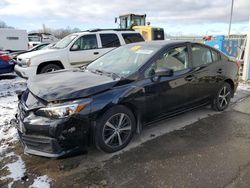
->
<box><xmin>0</xmin><ymin>152</ymin><xmax>26</xmax><ymax>188</ymax></box>
<box><xmin>29</xmin><ymin>175</ymin><xmax>51</xmax><ymax>188</ymax></box>
<box><xmin>0</xmin><ymin>76</ymin><xmax>26</xmax><ymax>155</ymax></box>
<box><xmin>0</xmin><ymin>75</ymin><xmax>52</xmax><ymax>188</ymax></box>
<box><xmin>0</xmin><ymin>77</ymin><xmax>26</xmax><ymax>97</ymax></box>
<box><xmin>0</xmin><ymin>75</ymin><xmax>27</xmax><ymax>187</ymax></box>
<box><xmin>238</xmin><ymin>82</ymin><xmax>250</xmax><ymax>92</ymax></box>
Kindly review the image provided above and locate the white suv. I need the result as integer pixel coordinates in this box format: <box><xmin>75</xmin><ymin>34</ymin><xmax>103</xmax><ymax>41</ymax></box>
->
<box><xmin>15</xmin><ymin>29</ymin><xmax>144</xmax><ymax>79</ymax></box>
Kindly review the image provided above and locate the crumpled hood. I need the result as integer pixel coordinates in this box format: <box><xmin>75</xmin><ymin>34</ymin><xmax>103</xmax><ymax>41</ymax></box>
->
<box><xmin>27</xmin><ymin>69</ymin><xmax>119</xmax><ymax>102</ymax></box>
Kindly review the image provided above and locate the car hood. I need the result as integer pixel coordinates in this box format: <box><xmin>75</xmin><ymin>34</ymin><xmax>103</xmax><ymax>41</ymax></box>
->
<box><xmin>17</xmin><ymin>48</ymin><xmax>58</xmax><ymax>59</ymax></box>
<box><xmin>27</xmin><ymin>69</ymin><xmax>119</xmax><ymax>102</ymax></box>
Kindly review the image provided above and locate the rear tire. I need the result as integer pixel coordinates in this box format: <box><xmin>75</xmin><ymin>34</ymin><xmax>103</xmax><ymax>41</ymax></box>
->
<box><xmin>95</xmin><ymin>105</ymin><xmax>136</xmax><ymax>153</ymax></box>
<box><xmin>212</xmin><ymin>82</ymin><xmax>232</xmax><ymax>111</ymax></box>
<box><xmin>39</xmin><ymin>64</ymin><xmax>62</xmax><ymax>74</ymax></box>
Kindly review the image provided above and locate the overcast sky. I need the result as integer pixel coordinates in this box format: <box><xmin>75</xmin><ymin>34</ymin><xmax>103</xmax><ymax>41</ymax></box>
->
<box><xmin>0</xmin><ymin>0</ymin><xmax>249</xmax><ymax>35</ymax></box>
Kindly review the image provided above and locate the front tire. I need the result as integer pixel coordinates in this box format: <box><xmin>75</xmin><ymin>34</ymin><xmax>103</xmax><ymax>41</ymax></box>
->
<box><xmin>39</xmin><ymin>64</ymin><xmax>62</xmax><ymax>74</ymax></box>
<box><xmin>95</xmin><ymin>106</ymin><xmax>136</xmax><ymax>153</ymax></box>
<box><xmin>212</xmin><ymin>82</ymin><xmax>232</xmax><ymax>111</ymax></box>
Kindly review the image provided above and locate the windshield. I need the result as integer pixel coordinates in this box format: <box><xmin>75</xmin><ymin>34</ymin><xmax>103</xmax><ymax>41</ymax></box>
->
<box><xmin>52</xmin><ymin>34</ymin><xmax>77</xmax><ymax>49</ymax></box>
<box><xmin>87</xmin><ymin>44</ymin><xmax>160</xmax><ymax>77</ymax></box>
<box><xmin>42</xmin><ymin>43</ymin><xmax>55</xmax><ymax>50</ymax></box>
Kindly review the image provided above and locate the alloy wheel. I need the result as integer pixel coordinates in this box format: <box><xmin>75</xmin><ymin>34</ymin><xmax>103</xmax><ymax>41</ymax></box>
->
<box><xmin>102</xmin><ymin>113</ymin><xmax>132</xmax><ymax>148</ymax></box>
<box><xmin>218</xmin><ymin>86</ymin><xmax>231</xmax><ymax>108</ymax></box>
<box><xmin>45</xmin><ymin>68</ymin><xmax>56</xmax><ymax>72</ymax></box>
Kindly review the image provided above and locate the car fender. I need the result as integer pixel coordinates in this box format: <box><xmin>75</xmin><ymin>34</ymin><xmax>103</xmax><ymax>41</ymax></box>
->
<box><xmin>90</xmin><ymin>84</ymin><xmax>144</xmax><ymax>133</ymax></box>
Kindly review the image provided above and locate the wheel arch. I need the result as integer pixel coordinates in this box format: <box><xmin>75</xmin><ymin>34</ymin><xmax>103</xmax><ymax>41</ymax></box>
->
<box><xmin>92</xmin><ymin>102</ymin><xmax>142</xmax><ymax>135</ymax></box>
<box><xmin>119</xmin><ymin>102</ymin><xmax>142</xmax><ymax>134</ymax></box>
<box><xmin>224</xmin><ymin>78</ymin><xmax>235</xmax><ymax>95</ymax></box>
<box><xmin>36</xmin><ymin>61</ymin><xmax>64</xmax><ymax>74</ymax></box>
<box><xmin>91</xmin><ymin>102</ymin><xmax>140</xmax><ymax>152</ymax></box>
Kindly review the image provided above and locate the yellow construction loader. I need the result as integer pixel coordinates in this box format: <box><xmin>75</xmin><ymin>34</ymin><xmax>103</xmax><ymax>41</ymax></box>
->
<box><xmin>116</xmin><ymin>13</ymin><xmax>165</xmax><ymax>41</ymax></box>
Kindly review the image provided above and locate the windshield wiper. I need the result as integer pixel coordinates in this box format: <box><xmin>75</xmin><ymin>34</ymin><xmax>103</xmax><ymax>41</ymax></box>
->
<box><xmin>94</xmin><ymin>69</ymin><xmax>104</xmax><ymax>75</ymax></box>
<box><xmin>91</xmin><ymin>69</ymin><xmax>121</xmax><ymax>79</ymax></box>
<box><xmin>105</xmin><ymin>72</ymin><xmax>121</xmax><ymax>80</ymax></box>
<box><xmin>88</xmin><ymin>69</ymin><xmax>104</xmax><ymax>75</ymax></box>
<box><xmin>80</xmin><ymin>65</ymin><xmax>87</xmax><ymax>70</ymax></box>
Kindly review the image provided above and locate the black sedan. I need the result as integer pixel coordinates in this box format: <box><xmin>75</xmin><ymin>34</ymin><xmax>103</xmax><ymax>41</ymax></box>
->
<box><xmin>15</xmin><ymin>41</ymin><xmax>239</xmax><ymax>157</ymax></box>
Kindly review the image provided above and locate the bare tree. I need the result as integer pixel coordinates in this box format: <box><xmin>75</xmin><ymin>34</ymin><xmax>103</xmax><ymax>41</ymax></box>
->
<box><xmin>0</xmin><ymin>20</ymin><xmax>14</xmax><ymax>28</ymax></box>
<box><xmin>30</xmin><ymin>26</ymin><xmax>81</xmax><ymax>39</ymax></box>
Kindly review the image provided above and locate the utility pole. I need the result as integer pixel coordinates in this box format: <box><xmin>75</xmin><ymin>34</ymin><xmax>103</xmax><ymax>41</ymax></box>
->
<box><xmin>228</xmin><ymin>0</ymin><xmax>234</xmax><ymax>36</ymax></box>
<box><xmin>242</xmin><ymin>16</ymin><xmax>250</xmax><ymax>81</ymax></box>
<box><xmin>42</xmin><ymin>24</ymin><xmax>46</xmax><ymax>33</ymax></box>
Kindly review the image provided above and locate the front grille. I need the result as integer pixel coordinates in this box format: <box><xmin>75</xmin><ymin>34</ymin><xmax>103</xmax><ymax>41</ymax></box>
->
<box><xmin>17</xmin><ymin>58</ymin><xmax>27</xmax><ymax>67</ymax></box>
<box><xmin>19</xmin><ymin>133</ymin><xmax>63</xmax><ymax>154</ymax></box>
<box><xmin>17</xmin><ymin>58</ymin><xmax>22</xmax><ymax>65</ymax></box>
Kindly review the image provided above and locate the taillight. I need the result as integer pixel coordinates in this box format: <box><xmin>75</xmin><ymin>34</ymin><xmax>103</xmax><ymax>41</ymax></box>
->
<box><xmin>0</xmin><ymin>54</ymin><xmax>11</xmax><ymax>61</ymax></box>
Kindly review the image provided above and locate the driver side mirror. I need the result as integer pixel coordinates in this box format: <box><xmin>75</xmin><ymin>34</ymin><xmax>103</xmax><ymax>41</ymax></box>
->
<box><xmin>71</xmin><ymin>44</ymin><xmax>80</xmax><ymax>51</ymax></box>
<box><xmin>155</xmin><ymin>67</ymin><xmax>174</xmax><ymax>77</ymax></box>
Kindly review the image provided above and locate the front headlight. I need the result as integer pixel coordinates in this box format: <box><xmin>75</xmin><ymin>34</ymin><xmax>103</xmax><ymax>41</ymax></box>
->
<box><xmin>25</xmin><ymin>58</ymin><xmax>31</xmax><ymax>66</ymax></box>
<box><xmin>35</xmin><ymin>99</ymin><xmax>91</xmax><ymax>118</ymax></box>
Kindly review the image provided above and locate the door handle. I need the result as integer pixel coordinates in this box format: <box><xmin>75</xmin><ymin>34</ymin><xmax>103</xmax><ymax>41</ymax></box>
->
<box><xmin>185</xmin><ymin>75</ymin><xmax>194</xmax><ymax>82</ymax></box>
<box><xmin>217</xmin><ymin>68</ymin><xmax>222</xmax><ymax>74</ymax></box>
<box><xmin>93</xmin><ymin>52</ymin><xmax>99</xmax><ymax>55</ymax></box>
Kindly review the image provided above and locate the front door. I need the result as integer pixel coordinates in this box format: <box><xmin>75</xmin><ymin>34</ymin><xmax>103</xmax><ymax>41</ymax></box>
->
<box><xmin>142</xmin><ymin>44</ymin><xmax>196</xmax><ymax>121</ymax></box>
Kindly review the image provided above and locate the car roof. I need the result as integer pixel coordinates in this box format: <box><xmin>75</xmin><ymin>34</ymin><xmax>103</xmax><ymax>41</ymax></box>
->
<box><xmin>126</xmin><ymin>40</ymin><xmax>190</xmax><ymax>48</ymax></box>
<box><xmin>75</xmin><ymin>29</ymin><xmax>141</xmax><ymax>35</ymax></box>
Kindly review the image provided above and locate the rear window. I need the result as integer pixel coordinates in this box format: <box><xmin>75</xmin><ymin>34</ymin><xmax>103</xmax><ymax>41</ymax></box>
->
<box><xmin>100</xmin><ymin>34</ymin><xmax>120</xmax><ymax>48</ymax></box>
<box><xmin>211</xmin><ymin>49</ymin><xmax>220</xmax><ymax>62</ymax></box>
<box><xmin>122</xmin><ymin>33</ymin><xmax>144</xmax><ymax>44</ymax></box>
<box><xmin>191</xmin><ymin>45</ymin><xmax>213</xmax><ymax>67</ymax></box>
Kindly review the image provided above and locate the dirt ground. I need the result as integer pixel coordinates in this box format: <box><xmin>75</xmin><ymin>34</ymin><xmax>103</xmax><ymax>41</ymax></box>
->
<box><xmin>1</xmin><ymin>75</ymin><xmax>250</xmax><ymax>188</ymax></box>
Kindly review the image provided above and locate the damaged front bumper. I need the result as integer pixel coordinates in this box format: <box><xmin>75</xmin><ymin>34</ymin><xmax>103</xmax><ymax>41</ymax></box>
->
<box><xmin>17</xmin><ymin>132</ymin><xmax>67</xmax><ymax>158</ymax></box>
<box><xmin>13</xmin><ymin>102</ymin><xmax>91</xmax><ymax>158</ymax></box>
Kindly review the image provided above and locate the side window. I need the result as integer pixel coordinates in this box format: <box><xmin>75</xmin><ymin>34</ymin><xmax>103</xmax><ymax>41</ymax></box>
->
<box><xmin>145</xmin><ymin>46</ymin><xmax>189</xmax><ymax>77</ymax></box>
<box><xmin>122</xmin><ymin>33</ymin><xmax>144</xmax><ymax>44</ymax></box>
<box><xmin>72</xmin><ymin>35</ymin><xmax>97</xmax><ymax>50</ymax></box>
<box><xmin>191</xmin><ymin>45</ymin><xmax>212</xmax><ymax>67</ymax></box>
<box><xmin>211</xmin><ymin>49</ymin><xmax>220</xmax><ymax>62</ymax></box>
<box><xmin>100</xmin><ymin>34</ymin><xmax>120</xmax><ymax>48</ymax></box>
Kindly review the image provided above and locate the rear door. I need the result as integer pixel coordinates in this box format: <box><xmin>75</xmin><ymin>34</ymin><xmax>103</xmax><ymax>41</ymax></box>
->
<box><xmin>96</xmin><ymin>33</ymin><xmax>121</xmax><ymax>57</ymax></box>
<box><xmin>68</xmin><ymin>34</ymin><xmax>100</xmax><ymax>67</ymax></box>
<box><xmin>189</xmin><ymin>43</ymin><xmax>223</xmax><ymax>102</ymax></box>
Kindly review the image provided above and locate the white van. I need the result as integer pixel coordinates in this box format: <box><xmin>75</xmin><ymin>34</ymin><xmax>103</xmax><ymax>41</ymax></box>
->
<box><xmin>15</xmin><ymin>29</ymin><xmax>144</xmax><ymax>79</ymax></box>
<box><xmin>0</xmin><ymin>29</ymin><xmax>28</xmax><ymax>51</ymax></box>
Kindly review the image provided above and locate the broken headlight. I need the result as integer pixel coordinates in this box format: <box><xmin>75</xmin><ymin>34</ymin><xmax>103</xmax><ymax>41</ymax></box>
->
<box><xmin>35</xmin><ymin>99</ymin><xmax>91</xmax><ymax>118</ymax></box>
